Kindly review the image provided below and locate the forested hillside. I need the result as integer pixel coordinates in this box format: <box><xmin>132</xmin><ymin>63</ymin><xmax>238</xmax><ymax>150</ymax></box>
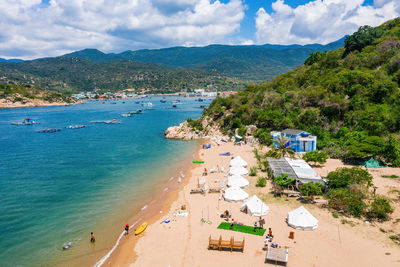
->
<box><xmin>0</xmin><ymin>57</ymin><xmax>245</xmax><ymax>93</ymax></box>
<box><xmin>202</xmin><ymin>18</ymin><xmax>400</xmax><ymax>166</ymax></box>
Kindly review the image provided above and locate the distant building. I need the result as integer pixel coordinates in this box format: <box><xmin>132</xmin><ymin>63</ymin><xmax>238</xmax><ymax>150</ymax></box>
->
<box><xmin>271</xmin><ymin>129</ymin><xmax>317</xmax><ymax>153</ymax></box>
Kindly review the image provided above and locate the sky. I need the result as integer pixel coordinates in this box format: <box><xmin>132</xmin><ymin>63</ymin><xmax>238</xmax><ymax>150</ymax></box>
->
<box><xmin>0</xmin><ymin>0</ymin><xmax>399</xmax><ymax>59</ymax></box>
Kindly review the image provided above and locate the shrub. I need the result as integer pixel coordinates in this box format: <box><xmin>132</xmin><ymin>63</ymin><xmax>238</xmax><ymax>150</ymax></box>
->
<box><xmin>327</xmin><ymin>188</ymin><xmax>366</xmax><ymax>217</ymax></box>
<box><xmin>300</xmin><ymin>182</ymin><xmax>324</xmax><ymax>197</ymax></box>
<box><xmin>332</xmin><ymin>211</ymin><xmax>339</xmax><ymax>218</ymax></box>
<box><xmin>368</xmin><ymin>196</ymin><xmax>393</xmax><ymax>221</ymax></box>
<box><xmin>326</xmin><ymin>167</ymin><xmax>373</xmax><ymax>190</ymax></box>
<box><xmin>302</xmin><ymin>150</ymin><xmax>328</xmax><ymax>165</ymax></box>
<box><xmin>344</xmin><ymin>25</ymin><xmax>382</xmax><ymax>55</ymax></box>
<box><xmin>238</xmin><ymin>127</ymin><xmax>247</xmax><ymax>137</ymax></box>
<box><xmin>256</xmin><ymin>177</ymin><xmax>266</xmax><ymax>187</ymax></box>
<box><xmin>249</xmin><ymin>166</ymin><xmax>258</xmax><ymax>176</ymax></box>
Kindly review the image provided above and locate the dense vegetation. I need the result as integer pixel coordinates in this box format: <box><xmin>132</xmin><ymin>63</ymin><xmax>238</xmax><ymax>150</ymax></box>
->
<box><xmin>0</xmin><ymin>84</ymin><xmax>75</xmax><ymax>103</ymax></box>
<box><xmin>63</xmin><ymin>39</ymin><xmax>344</xmax><ymax>82</ymax></box>
<box><xmin>0</xmin><ymin>57</ymin><xmax>245</xmax><ymax>93</ymax></box>
<box><xmin>203</xmin><ymin>18</ymin><xmax>400</xmax><ymax>166</ymax></box>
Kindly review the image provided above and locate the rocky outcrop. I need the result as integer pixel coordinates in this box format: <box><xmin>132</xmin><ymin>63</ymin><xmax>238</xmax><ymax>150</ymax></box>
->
<box><xmin>164</xmin><ymin>116</ymin><xmax>228</xmax><ymax>143</ymax></box>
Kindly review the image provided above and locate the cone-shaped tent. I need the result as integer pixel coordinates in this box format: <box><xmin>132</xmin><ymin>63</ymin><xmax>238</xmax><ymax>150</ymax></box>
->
<box><xmin>227</xmin><ymin>175</ymin><xmax>249</xmax><ymax>188</ymax></box>
<box><xmin>240</xmin><ymin>195</ymin><xmax>269</xmax><ymax>216</ymax></box>
<box><xmin>224</xmin><ymin>186</ymin><xmax>249</xmax><ymax>202</ymax></box>
<box><xmin>230</xmin><ymin>156</ymin><xmax>248</xmax><ymax>167</ymax></box>
<box><xmin>229</xmin><ymin>166</ymin><xmax>248</xmax><ymax>176</ymax></box>
<box><xmin>287</xmin><ymin>206</ymin><xmax>318</xmax><ymax>230</ymax></box>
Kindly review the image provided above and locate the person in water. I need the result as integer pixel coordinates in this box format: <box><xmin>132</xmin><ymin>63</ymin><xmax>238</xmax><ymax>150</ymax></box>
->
<box><xmin>125</xmin><ymin>224</ymin><xmax>129</xmax><ymax>235</ymax></box>
<box><xmin>90</xmin><ymin>232</ymin><xmax>95</xmax><ymax>243</ymax></box>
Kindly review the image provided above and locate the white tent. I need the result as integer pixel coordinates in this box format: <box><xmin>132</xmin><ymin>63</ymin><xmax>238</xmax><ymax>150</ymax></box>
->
<box><xmin>287</xmin><ymin>206</ymin><xmax>318</xmax><ymax>230</ymax></box>
<box><xmin>229</xmin><ymin>166</ymin><xmax>248</xmax><ymax>176</ymax></box>
<box><xmin>240</xmin><ymin>195</ymin><xmax>269</xmax><ymax>216</ymax></box>
<box><xmin>230</xmin><ymin>156</ymin><xmax>248</xmax><ymax>167</ymax></box>
<box><xmin>224</xmin><ymin>186</ymin><xmax>249</xmax><ymax>202</ymax></box>
<box><xmin>227</xmin><ymin>175</ymin><xmax>249</xmax><ymax>188</ymax></box>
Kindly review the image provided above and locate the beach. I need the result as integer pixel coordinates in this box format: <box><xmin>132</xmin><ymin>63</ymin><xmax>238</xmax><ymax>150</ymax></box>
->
<box><xmin>104</xmin><ymin>141</ymin><xmax>400</xmax><ymax>267</ymax></box>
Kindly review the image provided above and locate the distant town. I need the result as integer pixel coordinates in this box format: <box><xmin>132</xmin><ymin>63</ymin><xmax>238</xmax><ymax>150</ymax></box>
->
<box><xmin>72</xmin><ymin>88</ymin><xmax>238</xmax><ymax>100</ymax></box>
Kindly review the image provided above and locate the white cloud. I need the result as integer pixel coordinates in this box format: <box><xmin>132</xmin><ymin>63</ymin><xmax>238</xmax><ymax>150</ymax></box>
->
<box><xmin>0</xmin><ymin>0</ymin><xmax>245</xmax><ymax>59</ymax></box>
<box><xmin>255</xmin><ymin>0</ymin><xmax>400</xmax><ymax>45</ymax></box>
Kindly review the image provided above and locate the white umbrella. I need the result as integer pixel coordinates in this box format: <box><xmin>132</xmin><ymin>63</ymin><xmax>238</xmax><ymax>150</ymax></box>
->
<box><xmin>230</xmin><ymin>156</ymin><xmax>248</xmax><ymax>167</ymax></box>
<box><xmin>228</xmin><ymin>175</ymin><xmax>249</xmax><ymax>188</ymax></box>
<box><xmin>287</xmin><ymin>206</ymin><xmax>318</xmax><ymax>230</ymax></box>
<box><xmin>241</xmin><ymin>195</ymin><xmax>269</xmax><ymax>216</ymax></box>
<box><xmin>229</xmin><ymin>166</ymin><xmax>248</xmax><ymax>176</ymax></box>
<box><xmin>224</xmin><ymin>186</ymin><xmax>249</xmax><ymax>202</ymax></box>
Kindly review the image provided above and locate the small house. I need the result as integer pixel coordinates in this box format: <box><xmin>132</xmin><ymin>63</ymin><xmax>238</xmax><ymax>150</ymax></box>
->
<box><xmin>271</xmin><ymin>129</ymin><xmax>317</xmax><ymax>153</ymax></box>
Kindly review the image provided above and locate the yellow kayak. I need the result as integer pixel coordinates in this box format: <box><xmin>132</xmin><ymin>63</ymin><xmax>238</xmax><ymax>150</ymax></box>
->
<box><xmin>135</xmin><ymin>222</ymin><xmax>148</xmax><ymax>235</ymax></box>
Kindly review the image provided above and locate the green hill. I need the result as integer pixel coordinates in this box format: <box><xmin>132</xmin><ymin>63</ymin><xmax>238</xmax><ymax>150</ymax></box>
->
<box><xmin>0</xmin><ymin>57</ymin><xmax>245</xmax><ymax>93</ymax></box>
<box><xmin>202</xmin><ymin>18</ymin><xmax>400</xmax><ymax>166</ymax></box>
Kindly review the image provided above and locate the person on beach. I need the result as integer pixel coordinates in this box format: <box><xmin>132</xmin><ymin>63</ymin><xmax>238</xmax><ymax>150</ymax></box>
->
<box><xmin>230</xmin><ymin>218</ymin><xmax>235</xmax><ymax>229</ymax></box>
<box><xmin>203</xmin><ymin>168</ymin><xmax>207</xmax><ymax>176</ymax></box>
<box><xmin>259</xmin><ymin>217</ymin><xmax>265</xmax><ymax>228</ymax></box>
<box><xmin>268</xmin><ymin>228</ymin><xmax>273</xmax><ymax>238</ymax></box>
<box><xmin>254</xmin><ymin>221</ymin><xmax>258</xmax><ymax>232</ymax></box>
<box><xmin>90</xmin><ymin>232</ymin><xmax>95</xmax><ymax>243</ymax></box>
<box><xmin>125</xmin><ymin>224</ymin><xmax>129</xmax><ymax>235</ymax></box>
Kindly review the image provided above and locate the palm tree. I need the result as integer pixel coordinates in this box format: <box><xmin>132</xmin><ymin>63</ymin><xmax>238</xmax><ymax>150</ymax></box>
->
<box><xmin>267</xmin><ymin>134</ymin><xmax>295</xmax><ymax>159</ymax></box>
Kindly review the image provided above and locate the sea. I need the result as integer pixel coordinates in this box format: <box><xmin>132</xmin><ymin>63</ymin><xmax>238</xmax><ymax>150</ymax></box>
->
<box><xmin>0</xmin><ymin>96</ymin><xmax>209</xmax><ymax>267</ymax></box>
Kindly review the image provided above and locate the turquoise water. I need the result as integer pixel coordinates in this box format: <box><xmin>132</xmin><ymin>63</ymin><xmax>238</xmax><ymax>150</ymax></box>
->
<box><xmin>0</xmin><ymin>96</ymin><xmax>208</xmax><ymax>266</ymax></box>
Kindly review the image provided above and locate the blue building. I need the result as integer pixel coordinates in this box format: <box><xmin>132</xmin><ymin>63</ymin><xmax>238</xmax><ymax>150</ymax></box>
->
<box><xmin>271</xmin><ymin>129</ymin><xmax>317</xmax><ymax>153</ymax></box>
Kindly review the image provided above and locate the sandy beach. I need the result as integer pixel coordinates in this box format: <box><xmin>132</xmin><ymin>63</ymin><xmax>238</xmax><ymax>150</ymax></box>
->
<box><xmin>104</xmin><ymin>141</ymin><xmax>400</xmax><ymax>267</ymax></box>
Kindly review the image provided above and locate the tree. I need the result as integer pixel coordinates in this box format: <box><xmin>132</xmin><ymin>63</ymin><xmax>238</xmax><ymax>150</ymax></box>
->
<box><xmin>344</xmin><ymin>25</ymin><xmax>382</xmax><ymax>55</ymax></box>
<box><xmin>327</xmin><ymin>188</ymin><xmax>366</xmax><ymax>217</ymax></box>
<box><xmin>304</xmin><ymin>51</ymin><xmax>326</xmax><ymax>66</ymax></box>
<box><xmin>300</xmin><ymin>182</ymin><xmax>324</xmax><ymax>197</ymax></box>
<box><xmin>326</xmin><ymin>167</ymin><xmax>373</xmax><ymax>191</ymax></box>
<box><xmin>274</xmin><ymin>173</ymin><xmax>295</xmax><ymax>188</ymax></box>
<box><xmin>302</xmin><ymin>150</ymin><xmax>328</xmax><ymax>166</ymax></box>
<box><xmin>384</xmin><ymin>135</ymin><xmax>400</xmax><ymax>167</ymax></box>
<box><xmin>267</xmin><ymin>134</ymin><xmax>295</xmax><ymax>159</ymax></box>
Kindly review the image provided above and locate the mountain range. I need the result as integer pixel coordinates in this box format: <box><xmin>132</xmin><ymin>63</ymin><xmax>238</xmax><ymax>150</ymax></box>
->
<box><xmin>0</xmin><ymin>38</ymin><xmax>345</xmax><ymax>93</ymax></box>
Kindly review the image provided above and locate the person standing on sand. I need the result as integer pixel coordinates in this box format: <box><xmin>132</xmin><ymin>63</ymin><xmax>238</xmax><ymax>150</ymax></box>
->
<box><xmin>125</xmin><ymin>224</ymin><xmax>129</xmax><ymax>235</ymax></box>
<box><xmin>90</xmin><ymin>232</ymin><xmax>95</xmax><ymax>243</ymax></box>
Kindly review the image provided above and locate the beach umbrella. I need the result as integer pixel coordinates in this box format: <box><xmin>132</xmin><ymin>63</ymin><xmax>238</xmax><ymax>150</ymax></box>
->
<box><xmin>240</xmin><ymin>195</ymin><xmax>269</xmax><ymax>216</ymax></box>
<box><xmin>229</xmin><ymin>166</ymin><xmax>248</xmax><ymax>176</ymax></box>
<box><xmin>224</xmin><ymin>186</ymin><xmax>249</xmax><ymax>202</ymax></box>
<box><xmin>227</xmin><ymin>175</ymin><xmax>249</xmax><ymax>188</ymax></box>
<box><xmin>287</xmin><ymin>206</ymin><xmax>318</xmax><ymax>230</ymax></box>
<box><xmin>230</xmin><ymin>156</ymin><xmax>248</xmax><ymax>167</ymax></box>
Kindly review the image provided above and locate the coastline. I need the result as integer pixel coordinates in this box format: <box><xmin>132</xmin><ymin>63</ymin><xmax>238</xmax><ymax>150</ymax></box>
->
<box><xmin>0</xmin><ymin>99</ymin><xmax>83</xmax><ymax>109</ymax></box>
<box><xmin>94</xmin><ymin>139</ymin><xmax>205</xmax><ymax>267</ymax></box>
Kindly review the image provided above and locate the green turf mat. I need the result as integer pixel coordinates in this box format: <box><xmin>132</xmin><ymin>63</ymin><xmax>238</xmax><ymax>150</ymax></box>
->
<box><xmin>217</xmin><ymin>222</ymin><xmax>266</xmax><ymax>236</ymax></box>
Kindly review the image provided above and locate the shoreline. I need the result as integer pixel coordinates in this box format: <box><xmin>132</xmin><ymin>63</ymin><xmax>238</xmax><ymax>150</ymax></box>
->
<box><xmin>0</xmin><ymin>100</ymin><xmax>83</xmax><ymax>109</ymax></box>
<box><xmin>96</xmin><ymin>139</ymin><xmax>206</xmax><ymax>266</ymax></box>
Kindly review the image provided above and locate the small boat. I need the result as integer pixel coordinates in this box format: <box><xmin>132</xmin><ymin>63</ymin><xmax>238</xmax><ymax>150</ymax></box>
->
<box><xmin>197</xmin><ymin>98</ymin><xmax>204</xmax><ymax>102</ymax></box>
<box><xmin>141</xmin><ymin>102</ymin><xmax>153</xmax><ymax>107</ymax></box>
<box><xmin>135</xmin><ymin>101</ymin><xmax>140</xmax><ymax>104</ymax></box>
<box><xmin>91</xmin><ymin>119</ymin><xmax>120</xmax><ymax>124</ymax></box>
<box><xmin>62</xmin><ymin>242</ymin><xmax>71</xmax><ymax>250</ymax></box>
<box><xmin>11</xmin><ymin>118</ymin><xmax>39</xmax><ymax>125</ymax></box>
<box><xmin>121</xmin><ymin>112</ymin><xmax>134</xmax><ymax>117</ymax></box>
<box><xmin>37</xmin><ymin>128</ymin><xmax>61</xmax><ymax>133</ymax></box>
<box><xmin>110</xmin><ymin>102</ymin><xmax>117</xmax><ymax>104</ymax></box>
<box><xmin>172</xmin><ymin>104</ymin><xmax>177</xmax><ymax>108</ymax></box>
<box><xmin>134</xmin><ymin>109</ymin><xmax>143</xmax><ymax>114</ymax></box>
<box><xmin>160</xmin><ymin>99</ymin><xmax>167</xmax><ymax>103</ymax></box>
<box><xmin>65</xmin><ymin>125</ymin><xmax>86</xmax><ymax>129</ymax></box>
<box><xmin>135</xmin><ymin>222</ymin><xmax>148</xmax><ymax>235</ymax></box>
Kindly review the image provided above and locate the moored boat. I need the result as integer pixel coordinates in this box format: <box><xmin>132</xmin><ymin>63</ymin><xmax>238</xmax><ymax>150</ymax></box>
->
<box><xmin>37</xmin><ymin>128</ymin><xmax>61</xmax><ymax>133</ymax></box>
<box><xmin>11</xmin><ymin>118</ymin><xmax>39</xmax><ymax>125</ymax></box>
<box><xmin>121</xmin><ymin>112</ymin><xmax>134</xmax><ymax>117</ymax></box>
<box><xmin>65</xmin><ymin>125</ymin><xmax>87</xmax><ymax>129</ymax></box>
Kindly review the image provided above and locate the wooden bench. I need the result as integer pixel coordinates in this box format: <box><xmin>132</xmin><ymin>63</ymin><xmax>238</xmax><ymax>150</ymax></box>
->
<box><xmin>208</xmin><ymin>235</ymin><xmax>245</xmax><ymax>252</ymax></box>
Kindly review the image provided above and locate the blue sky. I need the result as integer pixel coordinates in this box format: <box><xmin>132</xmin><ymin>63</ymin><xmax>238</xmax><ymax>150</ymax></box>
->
<box><xmin>0</xmin><ymin>0</ymin><xmax>398</xmax><ymax>59</ymax></box>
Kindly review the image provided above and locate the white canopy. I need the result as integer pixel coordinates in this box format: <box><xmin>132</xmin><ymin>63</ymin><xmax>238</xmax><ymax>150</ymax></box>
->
<box><xmin>287</xmin><ymin>206</ymin><xmax>318</xmax><ymax>230</ymax></box>
<box><xmin>224</xmin><ymin>186</ymin><xmax>249</xmax><ymax>202</ymax></box>
<box><xmin>230</xmin><ymin>156</ymin><xmax>248</xmax><ymax>167</ymax></box>
<box><xmin>227</xmin><ymin>175</ymin><xmax>249</xmax><ymax>188</ymax></box>
<box><xmin>229</xmin><ymin>166</ymin><xmax>248</xmax><ymax>176</ymax></box>
<box><xmin>240</xmin><ymin>195</ymin><xmax>269</xmax><ymax>216</ymax></box>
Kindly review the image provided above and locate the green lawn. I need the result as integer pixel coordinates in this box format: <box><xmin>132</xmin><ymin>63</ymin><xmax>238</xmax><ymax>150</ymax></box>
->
<box><xmin>217</xmin><ymin>222</ymin><xmax>266</xmax><ymax>236</ymax></box>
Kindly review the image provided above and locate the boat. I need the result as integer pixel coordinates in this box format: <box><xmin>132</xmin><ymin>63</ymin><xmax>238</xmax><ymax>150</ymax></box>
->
<box><xmin>160</xmin><ymin>99</ymin><xmax>167</xmax><ymax>103</ymax></box>
<box><xmin>65</xmin><ymin>125</ymin><xmax>86</xmax><ymax>129</ymax></box>
<box><xmin>133</xmin><ymin>109</ymin><xmax>143</xmax><ymax>114</ymax></box>
<box><xmin>135</xmin><ymin>101</ymin><xmax>140</xmax><ymax>104</ymax></box>
<box><xmin>135</xmin><ymin>222</ymin><xmax>148</xmax><ymax>235</ymax></box>
<box><xmin>91</xmin><ymin>119</ymin><xmax>120</xmax><ymax>124</ymax></box>
<box><xmin>141</xmin><ymin>102</ymin><xmax>153</xmax><ymax>107</ymax></box>
<box><xmin>110</xmin><ymin>102</ymin><xmax>117</xmax><ymax>104</ymax></box>
<box><xmin>197</xmin><ymin>98</ymin><xmax>204</xmax><ymax>102</ymax></box>
<box><xmin>11</xmin><ymin>118</ymin><xmax>39</xmax><ymax>125</ymax></box>
<box><xmin>121</xmin><ymin>112</ymin><xmax>134</xmax><ymax>117</ymax></box>
<box><xmin>37</xmin><ymin>128</ymin><xmax>61</xmax><ymax>133</ymax></box>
